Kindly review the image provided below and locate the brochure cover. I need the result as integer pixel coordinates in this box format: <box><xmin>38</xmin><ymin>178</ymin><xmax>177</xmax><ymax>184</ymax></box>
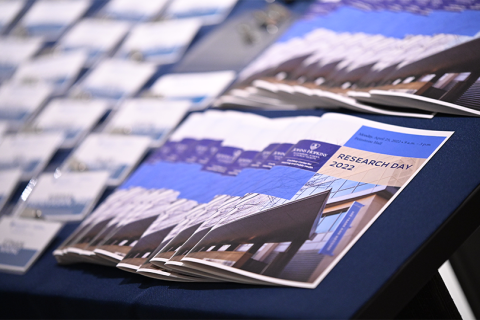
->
<box><xmin>64</xmin><ymin>189</ymin><xmax>178</xmax><ymax>259</ymax></box>
<box><xmin>57</xmin><ymin>109</ymin><xmax>452</xmax><ymax>288</ymax></box>
<box><xmin>53</xmin><ymin>188</ymin><xmax>133</xmax><ymax>263</ymax></box>
<box><xmin>0</xmin><ymin>217</ymin><xmax>62</xmax><ymax>274</ymax></box>
<box><xmin>176</xmin><ymin>114</ymin><xmax>452</xmax><ymax>287</ymax></box>
<box><xmin>92</xmin><ymin>194</ymin><xmax>189</xmax><ymax>263</ymax></box>
<box><xmin>216</xmin><ymin>0</ymin><xmax>480</xmax><ymax>117</ymax></box>
<box><xmin>55</xmin><ymin>188</ymin><xmax>170</xmax><ymax>264</ymax></box>
<box><xmin>116</xmin><ymin>199</ymin><xmax>201</xmax><ymax>272</ymax></box>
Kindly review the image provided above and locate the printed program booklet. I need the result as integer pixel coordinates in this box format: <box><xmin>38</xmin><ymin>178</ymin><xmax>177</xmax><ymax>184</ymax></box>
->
<box><xmin>56</xmin><ymin>110</ymin><xmax>452</xmax><ymax>288</ymax></box>
<box><xmin>215</xmin><ymin>0</ymin><xmax>480</xmax><ymax>117</ymax></box>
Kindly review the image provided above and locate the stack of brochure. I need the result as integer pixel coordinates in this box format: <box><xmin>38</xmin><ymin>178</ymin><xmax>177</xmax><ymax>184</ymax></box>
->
<box><xmin>55</xmin><ymin>110</ymin><xmax>452</xmax><ymax>288</ymax></box>
<box><xmin>215</xmin><ymin>0</ymin><xmax>480</xmax><ymax>118</ymax></box>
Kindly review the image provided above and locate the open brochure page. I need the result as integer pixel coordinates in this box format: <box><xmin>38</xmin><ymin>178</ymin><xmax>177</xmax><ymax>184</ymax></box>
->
<box><xmin>56</xmin><ymin>111</ymin><xmax>452</xmax><ymax>288</ymax></box>
<box><xmin>216</xmin><ymin>0</ymin><xmax>480</xmax><ymax>117</ymax></box>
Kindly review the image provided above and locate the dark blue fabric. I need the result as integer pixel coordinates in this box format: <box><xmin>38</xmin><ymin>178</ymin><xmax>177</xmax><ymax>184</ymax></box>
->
<box><xmin>2</xmin><ymin>0</ymin><xmax>480</xmax><ymax>318</ymax></box>
<box><xmin>1</xmin><ymin>110</ymin><xmax>479</xmax><ymax>319</ymax></box>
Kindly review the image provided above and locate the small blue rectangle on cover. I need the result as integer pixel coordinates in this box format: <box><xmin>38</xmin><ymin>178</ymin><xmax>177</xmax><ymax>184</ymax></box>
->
<box><xmin>345</xmin><ymin>126</ymin><xmax>446</xmax><ymax>159</ymax></box>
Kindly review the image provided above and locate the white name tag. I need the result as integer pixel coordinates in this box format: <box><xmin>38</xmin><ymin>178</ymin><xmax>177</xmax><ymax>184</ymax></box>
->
<box><xmin>0</xmin><ymin>122</ymin><xmax>7</xmax><ymax>138</ymax></box>
<box><xmin>150</xmin><ymin>71</ymin><xmax>236</xmax><ymax>110</ymax></box>
<box><xmin>63</xmin><ymin>133</ymin><xmax>151</xmax><ymax>185</ymax></box>
<box><xmin>117</xmin><ymin>19</ymin><xmax>201</xmax><ymax>65</ymax></box>
<box><xmin>16</xmin><ymin>0</ymin><xmax>91</xmax><ymax>41</ymax></box>
<box><xmin>99</xmin><ymin>0</ymin><xmax>169</xmax><ymax>22</ymax></box>
<box><xmin>0</xmin><ymin>217</ymin><xmax>62</xmax><ymax>274</ymax></box>
<box><xmin>0</xmin><ymin>169</ymin><xmax>22</xmax><ymax>212</ymax></box>
<box><xmin>0</xmin><ymin>37</ymin><xmax>43</xmax><ymax>83</ymax></box>
<box><xmin>12</xmin><ymin>51</ymin><xmax>87</xmax><ymax>94</ymax></box>
<box><xmin>0</xmin><ymin>1</ymin><xmax>25</xmax><ymax>32</ymax></box>
<box><xmin>0</xmin><ymin>82</ymin><xmax>53</xmax><ymax>127</ymax></box>
<box><xmin>71</xmin><ymin>59</ymin><xmax>156</xmax><ymax>101</ymax></box>
<box><xmin>57</xmin><ymin>18</ymin><xmax>130</xmax><ymax>66</ymax></box>
<box><xmin>164</xmin><ymin>0</ymin><xmax>238</xmax><ymax>25</ymax></box>
<box><xmin>104</xmin><ymin>98</ymin><xmax>190</xmax><ymax>146</ymax></box>
<box><xmin>0</xmin><ymin>133</ymin><xmax>63</xmax><ymax>180</ymax></box>
<box><xmin>16</xmin><ymin>171</ymin><xmax>109</xmax><ymax>221</ymax></box>
<box><xmin>27</xmin><ymin>99</ymin><xmax>108</xmax><ymax>148</ymax></box>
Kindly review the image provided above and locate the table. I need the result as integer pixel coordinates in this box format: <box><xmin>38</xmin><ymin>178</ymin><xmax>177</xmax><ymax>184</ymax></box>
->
<box><xmin>1</xmin><ymin>109</ymin><xmax>479</xmax><ymax>318</ymax></box>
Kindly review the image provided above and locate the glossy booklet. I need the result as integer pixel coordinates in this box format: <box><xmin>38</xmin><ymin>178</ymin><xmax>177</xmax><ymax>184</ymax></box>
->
<box><xmin>215</xmin><ymin>0</ymin><xmax>480</xmax><ymax>117</ymax></box>
<box><xmin>55</xmin><ymin>110</ymin><xmax>452</xmax><ymax>288</ymax></box>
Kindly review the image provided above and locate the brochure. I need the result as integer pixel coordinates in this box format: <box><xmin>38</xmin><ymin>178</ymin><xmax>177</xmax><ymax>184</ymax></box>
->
<box><xmin>103</xmin><ymin>98</ymin><xmax>190</xmax><ymax>147</ymax></box>
<box><xmin>56</xmin><ymin>18</ymin><xmax>130</xmax><ymax>66</ymax></box>
<box><xmin>0</xmin><ymin>82</ymin><xmax>53</xmax><ymax>129</ymax></box>
<box><xmin>163</xmin><ymin>0</ymin><xmax>238</xmax><ymax>25</ymax></box>
<box><xmin>13</xmin><ymin>0</ymin><xmax>91</xmax><ymax>41</ymax></box>
<box><xmin>54</xmin><ymin>187</ymin><xmax>155</xmax><ymax>264</ymax></box>
<box><xmin>0</xmin><ymin>133</ymin><xmax>63</xmax><ymax>180</ymax></box>
<box><xmin>26</xmin><ymin>98</ymin><xmax>108</xmax><ymax>149</ymax></box>
<box><xmin>71</xmin><ymin>59</ymin><xmax>156</xmax><ymax>102</ymax></box>
<box><xmin>149</xmin><ymin>71</ymin><xmax>236</xmax><ymax>110</ymax></box>
<box><xmin>0</xmin><ymin>169</ymin><xmax>22</xmax><ymax>213</ymax></box>
<box><xmin>102</xmin><ymin>198</ymin><xmax>197</xmax><ymax>267</ymax></box>
<box><xmin>98</xmin><ymin>0</ymin><xmax>169</xmax><ymax>22</ymax></box>
<box><xmin>15</xmin><ymin>171</ymin><xmax>109</xmax><ymax>221</ymax></box>
<box><xmin>217</xmin><ymin>1</ymin><xmax>480</xmax><ymax>116</ymax></box>
<box><xmin>0</xmin><ymin>217</ymin><xmax>62</xmax><ymax>274</ymax></box>
<box><xmin>116</xmin><ymin>19</ymin><xmax>201</xmax><ymax>65</ymax></box>
<box><xmin>79</xmin><ymin>189</ymin><xmax>179</xmax><ymax>262</ymax></box>
<box><xmin>178</xmin><ymin>115</ymin><xmax>451</xmax><ymax>287</ymax></box>
<box><xmin>11</xmin><ymin>51</ymin><xmax>88</xmax><ymax>95</ymax></box>
<box><xmin>57</xmin><ymin>108</ymin><xmax>452</xmax><ymax>288</ymax></box>
<box><xmin>0</xmin><ymin>36</ymin><xmax>43</xmax><ymax>84</ymax></box>
<box><xmin>137</xmin><ymin>195</ymin><xmax>232</xmax><ymax>279</ymax></box>
<box><xmin>62</xmin><ymin>133</ymin><xmax>151</xmax><ymax>186</ymax></box>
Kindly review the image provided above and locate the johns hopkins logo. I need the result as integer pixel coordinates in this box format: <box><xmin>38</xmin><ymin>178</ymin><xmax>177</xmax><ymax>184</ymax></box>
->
<box><xmin>310</xmin><ymin>143</ymin><xmax>321</xmax><ymax>150</ymax></box>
